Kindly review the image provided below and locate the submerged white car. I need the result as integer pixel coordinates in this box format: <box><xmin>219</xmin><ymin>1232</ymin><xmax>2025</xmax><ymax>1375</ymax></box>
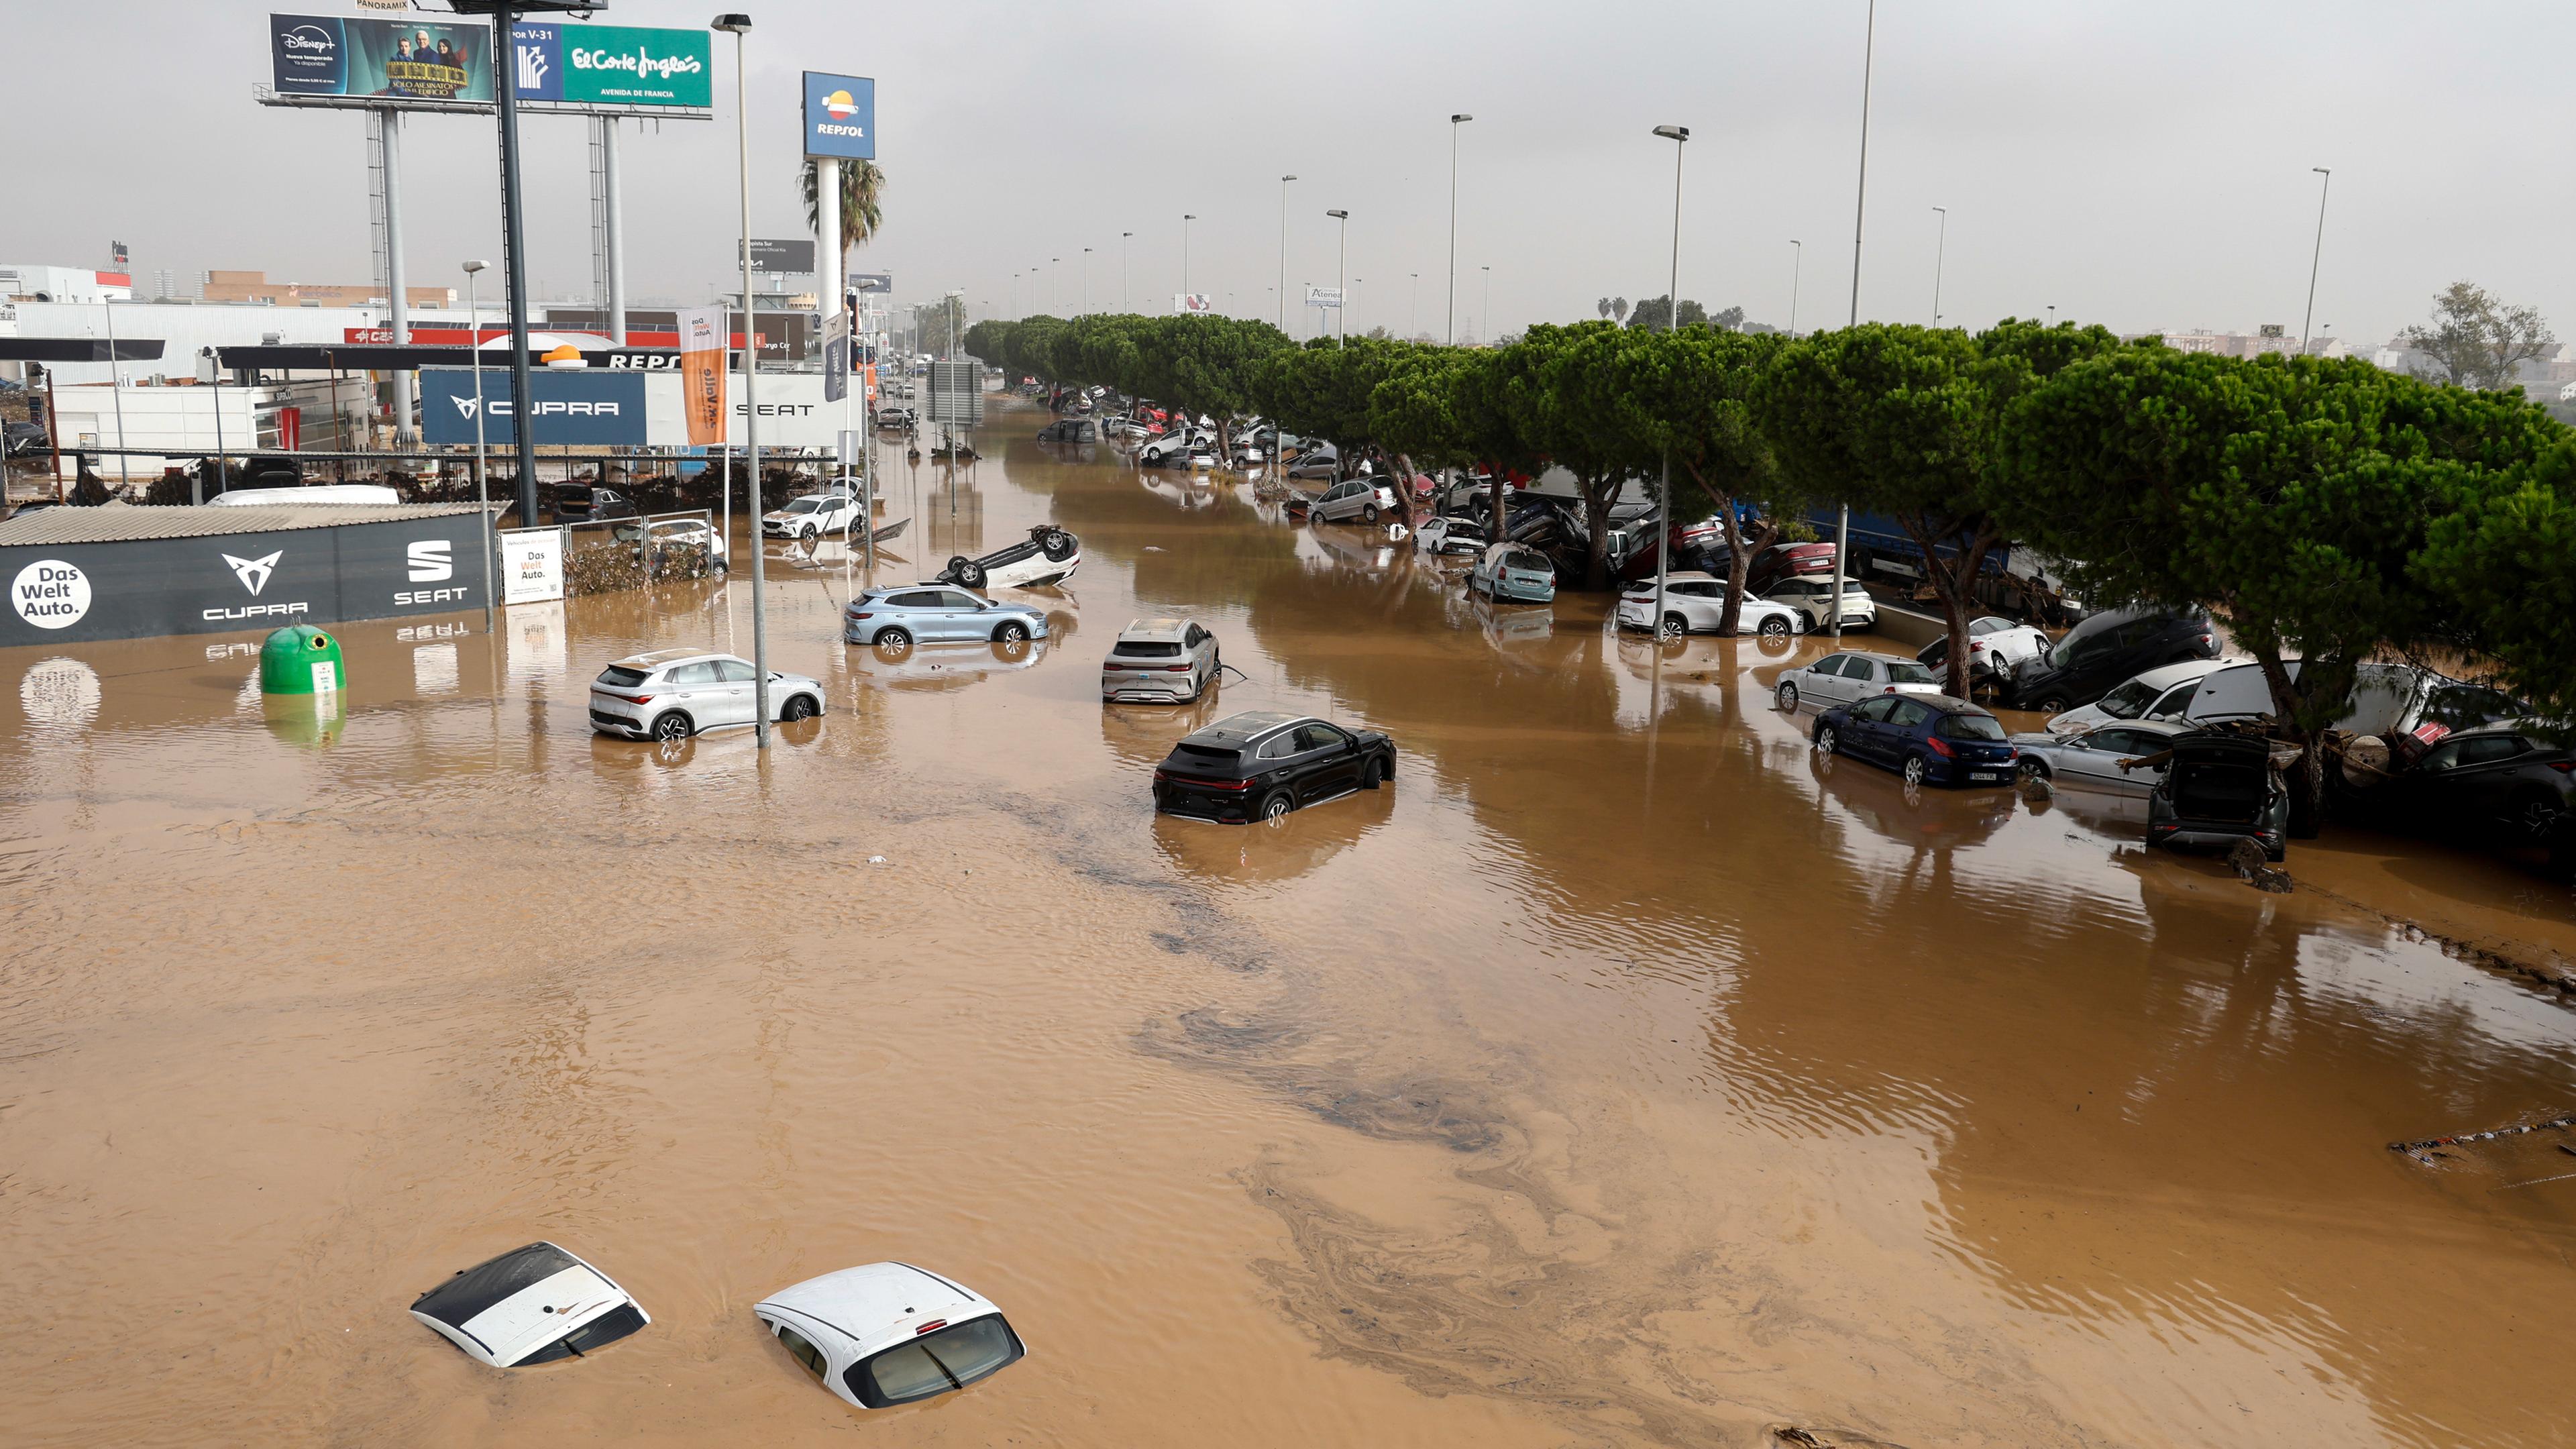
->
<box><xmin>763</xmin><ymin>491</ymin><xmax>861</xmax><ymax>541</ymax></box>
<box><xmin>1103</xmin><ymin>616</ymin><xmax>1220</xmax><ymax>702</ymax></box>
<box><xmin>1617</xmin><ymin>571</ymin><xmax>1806</xmax><ymax>639</ymax></box>
<box><xmin>755</xmin><ymin>1263</ymin><xmax>1028</xmax><ymax>1410</ymax></box>
<box><xmin>410</xmin><ymin>1242</ymin><xmax>649</xmax><ymax>1368</ymax></box>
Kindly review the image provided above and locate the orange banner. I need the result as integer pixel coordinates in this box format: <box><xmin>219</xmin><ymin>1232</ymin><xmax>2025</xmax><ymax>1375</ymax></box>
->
<box><xmin>678</xmin><ymin>307</ymin><xmax>726</xmax><ymax>447</ymax></box>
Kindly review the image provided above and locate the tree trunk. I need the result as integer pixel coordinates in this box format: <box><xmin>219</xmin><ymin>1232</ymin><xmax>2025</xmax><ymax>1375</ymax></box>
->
<box><xmin>1489</xmin><ymin>470</ymin><xmax>1509</xmax><ymax>545</ymax></box>
<box><xmin>1897</xmin><ymin>514</ymin><xmax>1996</xmax><ymax>700</ymax></box>
<box><xmin>1582</xmin><ymin>478</ymin><xmax>1617</xmax><ymax>590</ymax></box>
<box><xmin>2249</xmin><ymin>647</ymin><xmax>2325</xmax><ymax>839</ymax></box>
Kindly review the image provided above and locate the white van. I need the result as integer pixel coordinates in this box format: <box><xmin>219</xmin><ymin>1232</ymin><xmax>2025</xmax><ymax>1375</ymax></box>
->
<box><xmin>2183</xmin><ymin>661</ymin><xmax>2521</xmax><ymax>737</ymax></box>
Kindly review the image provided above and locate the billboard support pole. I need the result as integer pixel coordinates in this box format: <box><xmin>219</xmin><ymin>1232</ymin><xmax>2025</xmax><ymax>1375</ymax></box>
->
<box><xmin>602</xmin><ymin>117</ymin><xmax>627</xmax><ymax>345</ymax></box>
<box><xmin>380</xmin><ymin>107</ymin><xmax>417</xmax><ymax>447</ymax></box>
<box><xmin>717</xmin><ymin>17</ymin><xmax>771</xmax><ymax>749</ymax></box>
<box><xmin>492</xmin><ymin>5</ymin><xmax>543</xmax><ymax>529</ymax></box>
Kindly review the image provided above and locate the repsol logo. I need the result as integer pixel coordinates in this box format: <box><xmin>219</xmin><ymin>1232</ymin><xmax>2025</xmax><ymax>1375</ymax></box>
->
<box><xmin>814</xmin><ymin>123</ymin><xmax>865</xmax><ymax>138</ymax></box>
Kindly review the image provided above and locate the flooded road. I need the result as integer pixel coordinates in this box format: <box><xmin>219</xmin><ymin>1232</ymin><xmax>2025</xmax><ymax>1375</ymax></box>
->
<box><xmin>6</xmin><ymin>400</ymin><xmax>2576</xmax><ymax>1448</ymax></box>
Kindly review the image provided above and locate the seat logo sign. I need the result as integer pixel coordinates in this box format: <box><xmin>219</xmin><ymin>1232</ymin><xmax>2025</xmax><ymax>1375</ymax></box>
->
<box><xmin>9</xmin><ymin>559</ymin><xmax>91</xmax><ymax>630</ymax></box>
<box><xmin>408</xmin><ymin>540</ymin><xmax>453</xmax><ymax>582</ymax></box>
<box><xmin>225</xmin><ymin>551</ymin><xmax>283</xmax><ymax>596</ymax></box>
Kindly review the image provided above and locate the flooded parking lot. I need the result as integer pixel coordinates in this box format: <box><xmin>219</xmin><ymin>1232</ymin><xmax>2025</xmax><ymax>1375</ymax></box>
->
<box><xmin>7</xmin><ymin>401</ymin><xmax>2576</xmax><ymax>1447</ymax></box>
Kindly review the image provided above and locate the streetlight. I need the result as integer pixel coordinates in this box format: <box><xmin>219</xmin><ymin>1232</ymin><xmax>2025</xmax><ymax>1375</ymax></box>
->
<box><xmin>1831</xmin><ymin>0</ymin><xmax>1877</xmax><ymax>645</ymax></box>
<box><xmin>2302</xmin><ymin>167</ymin><xmax>2332</xmax><ymax>354</ymax></box>
<box><xmin>1409</xmin><ymin>272</ymin><xmax>1420</xmax><ymax>340</ymax></box>
<box><xmin>1326</xmin><ymin>209</ymin><xmax>1350</xmax><ymax>343</ymax></box>
<box><xmin>1051</xmin><ymin>258</ymin><xmax>1061</xmax><ymax>315</ymax></box>
<box><xmin>463</xmin><ymin>259</ymin><xmax>496</xmax><ymax>635</ymax></box>
<box><xmin>1181</xmin><ymin>215</ymin><xmax>1195</xmax><ymax>302</ymax></box>
<box><xmin>1278</xmin><ymin>175</ymin><xmax>1296</xmax><ymax>329</ymax></box>
<box><xmin>1122</xmin><ymin>232</ymin><xmax>1133</xmax><ymax>313</ymax></box>
<box><xmin>1931</xmin><ymin>206</ymin><xmax>1947</xmax><ymax>323</ymax></box>
<box><xmin>1082</xmin><ymin>248</ymin><xmax>1092</xmax><ymax>315</ymax></box>
<box><xmin>1652</xmin><ymin>123</ymin><xmax>1688</xmax><ymax>642</ymax></box>
<box><xmin>712</xmin><ymin>11</ymin><xmax>773</xmax><ymax>748</ymax></box>
<box><xmin>1480</xmin><ymin>265</ymin><xmax>1491</xmax><ymax>342</ymax></box>
<box><xmin>1788</xmin><ymin>239</ymin><xmax>1803</xmax><ymax>335</ymax></box>
<box><xmin>1448</xmin><ymin>114</ymin><xmax>1472</xmax><ymax>345</ymax></box>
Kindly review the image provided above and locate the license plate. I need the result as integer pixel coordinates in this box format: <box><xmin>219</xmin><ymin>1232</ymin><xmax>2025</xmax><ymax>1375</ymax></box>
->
<box><xmin>1970</xmin><ymin>771</ymin><xmax>2000</xmax><ymax>782</ymax></box>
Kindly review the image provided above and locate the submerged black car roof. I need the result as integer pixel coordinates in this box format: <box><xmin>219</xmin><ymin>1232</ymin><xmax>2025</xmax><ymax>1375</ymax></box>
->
<box><xmin>1183</xmin><ymin>710</ymin><xmax>1305</xmax><ymax>747</ymax></box>
<box><xmin>413</xmin><ymin>1242</ymin><xmax>580</xmax><ymax>1328</ymax></box>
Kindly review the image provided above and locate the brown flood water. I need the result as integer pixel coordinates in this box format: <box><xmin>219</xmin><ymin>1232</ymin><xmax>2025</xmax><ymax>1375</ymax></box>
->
<box><xmin>7</xmin><ymin>400</ymin><xmax>2576</xmax><ymax>1448</ymax></box>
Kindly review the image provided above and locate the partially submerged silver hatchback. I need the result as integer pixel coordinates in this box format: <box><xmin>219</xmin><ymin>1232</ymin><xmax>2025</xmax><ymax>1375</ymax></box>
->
<box><xmin>1101</xmin><ymin>616</ymin><xmax>1219</xmax><ymax>703</ymax></box>
<box><xmin>755</xmin><ymin>1262</ymin><xmax>1028</xmax><ymax>1409</ymax></box>
<box><xmin>409</xmin><ymin>1242</ymin><xmax>649</xmax><ymax>1368</ymax></box>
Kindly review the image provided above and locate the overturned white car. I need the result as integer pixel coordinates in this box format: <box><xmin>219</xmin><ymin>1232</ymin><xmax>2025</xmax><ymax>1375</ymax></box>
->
<box><xmin>937</xmin><ymin>524</ymin><xmax>1081</xmax><ymax>590</ymax></box>
<box><xmin>755</xmin><ymin>1262</ymin><xmax>1028</xmax><ymax>1409</ymax></box>
<box><xmin>409</xmin><ymin>1242</ymin><xmax>650</xmax><ymax>1368</ymax></box>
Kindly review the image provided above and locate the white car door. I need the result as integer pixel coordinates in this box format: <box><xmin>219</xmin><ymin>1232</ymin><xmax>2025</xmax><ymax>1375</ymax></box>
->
<box><xmin>712</xmin><ymin>658</ymin><xmax>760</xmax><ymax>726</ymax></box>
<box><xmin>1805</xmin><ymin>654</ymin><xmax>1855</xmax><ymax>705</ymax></box>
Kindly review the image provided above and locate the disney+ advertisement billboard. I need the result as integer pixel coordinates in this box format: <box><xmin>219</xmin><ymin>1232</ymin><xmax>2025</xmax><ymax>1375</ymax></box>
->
<box><xmin>269</xmin><ymin>14</ymin><xmax>494</xmax><ymax>105</ymax></box>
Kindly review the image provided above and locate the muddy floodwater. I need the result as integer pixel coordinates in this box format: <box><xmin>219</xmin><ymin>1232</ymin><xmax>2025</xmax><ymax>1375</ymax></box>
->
<box><xmin>9</xmin><ymin>402</ymin><xmax>2576</xmax><ymax>1448</ymax></box>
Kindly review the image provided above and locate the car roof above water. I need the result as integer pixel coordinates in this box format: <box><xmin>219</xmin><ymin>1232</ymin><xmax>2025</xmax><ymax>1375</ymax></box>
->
<box><xmin>1118</xmin><ymin>617</ymin><xmax>1191</xmax><ymax>640</ymax></box>
<box><xmin>613</xmin><ymin>647</ymin><xmax>722</xmax><ymax>669</ymax></box>
<box><xmin>1185</xmin><ymin>710</ymin><xmax>1305</xmax><ymax>747</ymax></box>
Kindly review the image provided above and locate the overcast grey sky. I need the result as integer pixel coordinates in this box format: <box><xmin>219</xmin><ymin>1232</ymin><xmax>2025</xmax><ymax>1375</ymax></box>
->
<box><xmin>5</xmin><ymin>1</ymin><xmax>2569</xmax><ymax>346</ymax></box>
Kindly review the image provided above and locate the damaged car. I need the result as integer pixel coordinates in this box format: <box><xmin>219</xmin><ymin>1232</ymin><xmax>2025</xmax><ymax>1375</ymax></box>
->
<box><xmin>410</xmin><ymin>1242</ymin><xmax>649</xmax><ymax>1368</ymax></box>
<box><xmin>935</xmin><ymin>524</ymin><xmax>1082</xmax><ymax>590</ymax></box>
<box><xmin>755</xmin><ymin>1263</ymin><xmax>1027</xmax><ymax>1410</ymax></box>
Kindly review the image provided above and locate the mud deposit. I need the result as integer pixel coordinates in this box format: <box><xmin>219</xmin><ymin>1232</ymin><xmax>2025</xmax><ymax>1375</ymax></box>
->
<box><xmin>5</xmin><ymin>404</ymin><xmax>2576</xmax><ymax>1446</ymax></box>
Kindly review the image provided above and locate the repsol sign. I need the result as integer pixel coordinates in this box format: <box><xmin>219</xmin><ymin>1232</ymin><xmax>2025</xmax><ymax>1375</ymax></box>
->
<box><xmin>0</xmin><ymin>514</ymin><xmax>492</xmax><ymax>647</ymax></box>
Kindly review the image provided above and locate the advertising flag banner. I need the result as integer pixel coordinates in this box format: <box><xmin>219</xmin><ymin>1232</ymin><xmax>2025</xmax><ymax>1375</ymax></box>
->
<box><xmin>802</xmin><ymin>72</ymin><xmax>876</xmax><ymax>159</ymax></box>
<box><xmin>269</xmin><ymin>13</ymin><xmax>493</xmax><ymax>106</ymax></box>
<box><xmin>1174</xmin><ymin>294</ymin><xmax>1215</xmax><ymax>315</ymax></box>
<box><xmin>820</xmin><ymin>310</ymin><xmax>851</xmax><ymax>404</ymax></box>
<box><xmin>678</xmin><ymin>309</ymin><xmax>727</xmax><ymax>447</ymax></box>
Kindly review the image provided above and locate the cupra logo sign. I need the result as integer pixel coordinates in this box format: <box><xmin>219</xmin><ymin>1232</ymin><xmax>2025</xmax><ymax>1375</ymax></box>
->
<box><xmin>823</xmin><ymin>89</ymin><xmax>858</xmax><ymax>120</ymax></box>
<box><xmin>225</xmin><ymin>551</ymin><xmax>283</xmax><ymax>596</ymax></box>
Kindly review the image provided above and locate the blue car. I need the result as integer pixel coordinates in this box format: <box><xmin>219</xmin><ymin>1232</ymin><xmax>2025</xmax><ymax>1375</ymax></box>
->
<box><xmin>1813</xmin><ymin>692</ymin><xmax>2018</xmax><ymax>788</ymax></box>
<box><xmin>1469</xmin><ymin>541</ymin><xmax>1556</xmax><ymax>604</ymax></box>
<box><xmin>843</xmin><ymin>584</ymin><xmax>1051</xmax><ymax>649</ymax></box>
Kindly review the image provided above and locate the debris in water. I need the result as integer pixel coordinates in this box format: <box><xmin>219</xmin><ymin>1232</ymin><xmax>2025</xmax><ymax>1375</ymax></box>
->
<box><xmin>2017</xmin><ymin>772</ymin><xmax>2053</xmax><ymax>804</ymax></box>
<box><xmin>2227</xmin><ymin>838</ymin><xmax>2292</xmax><ymax>892</ymax></box>
<box><xmin>2389</xmin><ymin>1112</ymin><xmax>2576</xmax><ymax>1157</ymax></box>
<box><xmin>867</xmin><ymin>855</ymin><xmax>888</xmax><ymax>865</ymax></box>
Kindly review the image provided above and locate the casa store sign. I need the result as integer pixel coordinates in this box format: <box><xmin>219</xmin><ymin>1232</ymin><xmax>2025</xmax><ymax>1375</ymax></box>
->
<box><xmin>0</xmin><ymin>513</ymin><xmax>492</xmax><ymax>646</ymax></box>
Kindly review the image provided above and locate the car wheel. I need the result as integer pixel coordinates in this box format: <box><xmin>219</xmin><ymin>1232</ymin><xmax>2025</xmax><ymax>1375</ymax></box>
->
<box><xmin>782</xmin><ymin>694</ymin><xmax>818</xmax><ymax>722</ymax></box>
<box><xmin>1815</xmin><ymin>724</ymin><xmax>1837</xmax><ymax>755</ymax></box>
<box><xmin>1260</xmin><ymin>790</ymin><xmax>1295</xmax><ymax>824</ymax></box>
<box><xmin>875</xmin><ymin>625</ymin><xmax>912</xmax><ymax>650</ymax></box>
<box><xmin>957</xmin><ymin>561</ymin><xmax>988</xmax><ymax>589</ymax></box>
<box><xmin>1776</xmin><ymin>681</ymin><xmax>1799</xmax><ymax>712</ymax></box>
<box><xmin>651</xmin><ymin>711</ymin><xmax>693</xmax><ymax>741</ymax></box>
<box><xmin>1361</xmin><ymin>757</ymin><xmax>1383</xmax><ymax>790</ymax></box>
<box><xmin>1903</xmin><ymin>754</ymin><xmax>1929</xmax><ymax>788</ymax></box>
<box><xmin>2016</xmin><ymin>757</ymin><xmax>2050</xmax><ymax>784</ymax></box>
<box><xmin>800</xmin><ymin>525</ymin><xmax>818</xmax><ymax>543</ymax></box>
<box><xmin>2029</xmin><ymin>694</ymin><xmax>2069</xmax><ymax>714</ymax></box>
<box><xmin>995</xmin><ymin>619</ymin><xmax>1030</xmax><ymax>644</ymax></box>
<box><xmin>1759</xmin><ymin>615</ymin><xmax>1789</xmax><ymax>640</ymax></box>
<box><xmin>2514</xmin><ymin>791</ymin><xmax>2564</xmax><ymax>843</ymax></box>
<box><xmin>1660</xmin><ymin>612</ymin><xmax>1687</xmax><ymax>641</ymax></box>
<box><xmin>1362</xmin><ymin>503</ymin><xmax>1381</xmax><ymax>524</ymax></box>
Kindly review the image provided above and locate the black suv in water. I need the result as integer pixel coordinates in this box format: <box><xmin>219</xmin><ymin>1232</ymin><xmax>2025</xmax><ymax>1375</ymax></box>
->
<box><xmin>2002</xmin><ymin>607</ymin><xmax>2218</xmax><ymax>714</ymax></box>
<box><xmin>1152</xmin><ymin>710</ymin><xmax>1396</xmax><ymax>824</ymax></box>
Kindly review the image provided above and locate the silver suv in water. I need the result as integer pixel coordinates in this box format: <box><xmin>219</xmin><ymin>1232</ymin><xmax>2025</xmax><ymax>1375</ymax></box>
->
<box><xmin>1102</xmin><ymin>617</ymin><xmax>1220</xmax><ymax>702</ymax></box>
<box><xmin>590</xmin><ymin>649</ymin><xmax>825</xmax><ymax>741</ymax></box>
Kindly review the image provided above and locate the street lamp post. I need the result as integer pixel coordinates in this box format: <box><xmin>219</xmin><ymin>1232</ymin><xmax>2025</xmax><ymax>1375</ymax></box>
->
<box><xmin>1788</xmin><ymin>239</ymin><xmax>1803</xmax><ymax>335</ymax></box>
<box><xmin>1181</xmin><ymin>215</ymin><xmax>1195</xmax><ymax>302</ymax></box>
<box><xmin>1652</xmin><ymin>124</ymin><xmax>1688</xmax><ymax>636</ymax></box>
<box><xmin>1082</xmin><ymin>248</ymin><xmax>1092</xmax><ymax>315</ymax></box>
<box><xmin>2301</xmin><ymin>167</ymin><xmax>2332</xmax><ymax>354</ymax></box>
<box><xmin>1277</xmin><ymin>175</ymin><xmax>1296</xmax><ymax>329</ymax></box>
<box><xmin>1480</xmin><ymin>266</ymin><xmax>1491</xmax><ymax>342</ymax></box>
<box><xmin>1409</xmin><ymin>272</ymin><xmax>1420</xmax><ymax>340</ymax></box>
<box><xmin>1831</xmin><ymin>0</ymin><xmax>1877</xmax><ymax>645</ymax></box>
<box><xmin>1448</xmin><ymin>114</ymin><xmax>1472</xmax><ymax>344</ymax></box>
<box><xmin>1326</xmin><ymin>209</ymin><xmax>1349</xmax><ymax>343</ymax></box>
<box><xmin>713</xmin><ymin>12</ymin><xmax>772</xmax><ymax>749</ymax></box>
<box><xmin>464</xmin><ymin>260</ymin><xmax>496</xmax><ymax>635</ymax></box>
<box><xmin>1931</xmin><ymin>206</ymin><xmax>1947</xmax><ymax>323</ymax></box>
<box><xmin>1122</xmin><ymin>232</ymin><xmax>1132</xmax><ymax>313</ymax></box>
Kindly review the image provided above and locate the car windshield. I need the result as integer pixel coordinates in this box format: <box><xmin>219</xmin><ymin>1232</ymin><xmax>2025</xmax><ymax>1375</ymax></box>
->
<box><xmin>848</xmin><ymin>1318</ymin><xmax>1024</xmax><ymax>1408</ymax></box>
<box><xmin>1939</xmin><ymin>712</ymin><xmax>2008</xmax><ymax>741</ymax></box>
<box><xmin>786</xmin><ymin>498</ymin><xmax>820</xmax><ymax>513</ymax></box>
<box><xmin>2094</xmin><ymin>678</ymin><xmax>2159</xmax><ymax>720</ymax></box>
<box><xmin>1886</xmin><ymin>661</ymin><xmax>1937</xmax><ymax>686</ymax></box>
<box><xmin>597</xmin><ymin>665</ymin><xmax>649</xmax><ymax>688</ymax></box>
<box><xmin>1116</xmin><ymin>640</ymin><xmax>1183</xmax><ymax>657</ymax></box>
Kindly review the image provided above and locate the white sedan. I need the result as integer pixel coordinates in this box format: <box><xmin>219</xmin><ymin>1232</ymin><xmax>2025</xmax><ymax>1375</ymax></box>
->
<box><xmin>755</xmin><ymin>1263</ymin><xmax>1027</xmax><ymax>1410</ymax></box>
<box><xmin>1617</xmin><ymin>571</ymin><xmax>1806</xmax><ymax>639</ymax></box>
<box><xmin>1772</xmin><ymin>649</ymin><xmax>1943</xmax><ymax>714</ymax></box>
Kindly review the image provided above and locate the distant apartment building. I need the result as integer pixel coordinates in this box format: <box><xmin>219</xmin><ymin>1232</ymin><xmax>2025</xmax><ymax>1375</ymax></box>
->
<box><xmin>198</xmin><ymin>269</ymin><xmax>453</xmax><ymax>309</ymax></box>
<box><xmin>0</xmin><ymin>263</ymin><xmax>133</xmax><ymax>303</ymax></box>
<box><xmin>2153</xmin><ymin>324</ymin><xmax>2311</xmax><ymax>358</ymax></box>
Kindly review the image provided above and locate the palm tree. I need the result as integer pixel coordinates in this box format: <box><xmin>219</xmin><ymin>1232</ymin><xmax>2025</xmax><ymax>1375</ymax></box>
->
<box><xmin>1611</xmin><ymin>297</ymin><xmax>1630</xmax><ymax>325</ymax></box>
<box><xmin>801</xmin><ymin>157</ymin><xmax>886</xmax><ymax>276</ymax></box>
<box><xmin>1597</xmin><ymin>297</ymin><xmax>1613</xmax><ymax>320</ymax></box>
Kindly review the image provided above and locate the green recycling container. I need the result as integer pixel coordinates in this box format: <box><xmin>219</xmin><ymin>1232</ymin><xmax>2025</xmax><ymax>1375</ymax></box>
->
<box><xmin>260</xmin><ymin>625</ymin><xmax>345</xmax><ymax>696</ymax></box>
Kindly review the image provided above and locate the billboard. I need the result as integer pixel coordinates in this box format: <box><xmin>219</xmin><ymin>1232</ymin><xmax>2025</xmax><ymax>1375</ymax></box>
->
<box><xmin>270</xmin><ymin>14</ymin><xmax>493</xmax><ymax>106</ymax></box>
<box><xmin>508</xmin><ymin>21</ymin><xmax>712</xmax><ymax>109</ymax></box>
<box><xmin>748</xmin><ymin>239</ymin><xmax>816</xmax><ymax>275</ymax></box>
<box><xmin>420</xmin><ymin>370</ymin><xmax>647</xmax><ymax>446</ymax></box>
<box><xmin>802</xmin><ymin>72</ymin><xmax>876</xmax><ymax>160</ymax></box>
<box><xmin>1305</xmin><ymin>285</ymin><xmax>1344</xmax><ymax>310</ymax></box>
<box><xmin>1175</xmin><ymin>294</ymin><xmax>1215</xmax><ymax>315</ymax></box>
